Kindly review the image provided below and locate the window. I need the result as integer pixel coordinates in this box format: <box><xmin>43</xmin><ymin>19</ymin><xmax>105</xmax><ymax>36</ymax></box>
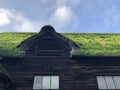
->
<box><xmin>97</xmin><ymin>76</ymin><xmax>120</xmax><ymax>89</ymax></box>
<box><xmin>33</xmin><ymin>76</ymin><xmax>59</xmax><ymax>90</ymax></box>
<box><xmin>36</xmin><ymin>39</ymin><xmax>62</xmax><ymax>56</ymax></box>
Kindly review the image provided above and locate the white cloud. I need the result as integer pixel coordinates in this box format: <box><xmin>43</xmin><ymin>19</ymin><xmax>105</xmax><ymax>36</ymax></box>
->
<box><xmin>51</xmin><ymin>6</ymin><xmax>73</xmax><ymax>23</ymax></box>
<box><xmin>39</xmin><ymin>0</ymin><xmax>80</xmax><ymax>32</ymax></box>
<box><xmin>0</xmin><ymin>0</ymin><xmax>81</xmax><ymax>32</ymax></box>
<box><xmin>47</xmin><ymin>0</ymin><xmax>80</xmax><ymax>32</ymax></box>
<box><xmin>49</xmin><ymin>6</ymin><xmax>74</xmax><ymax>31</ymax></box>
<box><xmin>0</xmin><ymin>8</ymin><xmax>40</xmax><ymax>32</ymax></box>
<box><xmin>0</xmin><ymin>9</ymin><xmax>11</xmax><ymax>26</ymax></box>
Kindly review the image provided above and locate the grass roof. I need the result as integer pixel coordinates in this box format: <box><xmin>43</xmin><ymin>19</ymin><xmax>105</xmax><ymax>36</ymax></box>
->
<box><xmin>0</xmin><ymin>32</ymin><xmax>120</xmax><ymax>57</ymax></box>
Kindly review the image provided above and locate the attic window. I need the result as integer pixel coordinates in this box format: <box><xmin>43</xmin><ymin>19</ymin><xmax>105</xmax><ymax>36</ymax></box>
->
<box><xmin>97</xmin><ymin>76</ymin><xmax>120</xmax><ymax>89</ymax></box>
<box><xmin>33</xmin><ymin>76</ymin><xmax>59</xmax><ymax>90</ymax></box>
<box><xmin>37</xmin><ymin>39</ymin><xmax>61</xmax><ymax>50</ymax></box>
<box><xmin>36</xmin><ymin>39</ymin><xmax>62</xmax><ymax>56</ymax></box>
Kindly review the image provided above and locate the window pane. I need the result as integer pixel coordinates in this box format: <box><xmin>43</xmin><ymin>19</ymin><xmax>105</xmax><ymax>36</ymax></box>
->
<box><xmin>105</xmin><ymin>76</ymin><xmax>115</xmax><ymax>89</ymax></box>
<box><xmin>97</xmin><ymin>76</ymin><xmax>107</xmax><ymax>89</ymax></box>
<box><xmin>33</xmin><ymin>76</ymin><xmax>43</xmax><ymax>89</ymax></box>
<box><xmin>113</xmin><ymin>76</ymin><xmax>120</xmax><ymax>89</ymax></box>
<box><xmin>42</xmin><ymin>76</ymin><xmax>51</xmax><ymax>89</ymax></box>
<box><xmin>51</xmin><ymin>76</ymin><xmax>59</xmax><ymax>89</ymax></box>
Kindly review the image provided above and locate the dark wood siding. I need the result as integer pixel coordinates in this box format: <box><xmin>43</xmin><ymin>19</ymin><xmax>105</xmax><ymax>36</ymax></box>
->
<box><xmin>1</xmin><ymin>56</ymin><xmax>120</xmax><ymax>90</ymax></box>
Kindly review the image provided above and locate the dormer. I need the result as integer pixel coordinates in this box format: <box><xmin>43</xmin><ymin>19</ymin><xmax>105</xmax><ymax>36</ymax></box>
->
<box><xmin>17</xmin><ymin>25</ymin><xmax>79</xmax><ymax>57</ymax></box>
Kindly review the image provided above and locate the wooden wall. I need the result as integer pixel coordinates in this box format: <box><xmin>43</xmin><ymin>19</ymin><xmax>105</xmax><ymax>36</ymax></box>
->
<box><xmin>1</xmin><ymin>56</ymin><xmax>71</xmax><ymax>90</ymax></box>
<box><xmin>71</xmin><ymin>56</ymin><xmax>120</xmax><ymax>90</ymax></box>
<box><xmin>1</xmin><ymin>56</ymin><xmax>120</xmax><ymax>90</ymax></box>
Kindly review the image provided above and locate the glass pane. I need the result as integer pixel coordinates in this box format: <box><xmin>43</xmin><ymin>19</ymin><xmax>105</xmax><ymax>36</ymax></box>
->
<box><xmin>42</xmin><ymin>76</ymin><xmax>51</xmax><ymax>89</ymax></box>
<box><xmin>33</xmin><ymin>76</ymin><xmax>43</xmax><ymax>89</ymax></box>
<box><xmin>113</xmin><ymin>76</ymin><xmax>120</xmax><ymax>89</ymax></box>
<box><xmin>97</xmin><ymin>76</ymin><xmax>107</xmax><ymax>89</ymax></box>
<box><xmin>105</xmin><ymin>76</ymin><xmax>115</xmax><ymax>89</ymax></box>
<box><xmin>51</xmin><ymin>76</ymin><xmax>59</xmax><ymax>89</ymax></box>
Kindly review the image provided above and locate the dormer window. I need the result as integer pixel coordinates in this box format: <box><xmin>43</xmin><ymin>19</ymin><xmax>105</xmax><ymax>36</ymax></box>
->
<box><xmin>36</xmin><ymin>39</ymin><xmax>62</xmax><ymax>56</ymax></box>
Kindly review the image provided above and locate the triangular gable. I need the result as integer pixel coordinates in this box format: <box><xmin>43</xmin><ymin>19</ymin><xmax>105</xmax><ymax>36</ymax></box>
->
<box><xmin>17</xmin><ymin>25</ymin><xmax>79</xmax><ymax>57</ymax></box>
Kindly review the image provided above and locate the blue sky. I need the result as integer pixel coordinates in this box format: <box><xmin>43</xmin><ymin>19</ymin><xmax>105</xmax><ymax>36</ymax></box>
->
<box><xmin>0</xmin><ymin>0</ymin><xmax>120</xmax><ymax>33</ymax></box>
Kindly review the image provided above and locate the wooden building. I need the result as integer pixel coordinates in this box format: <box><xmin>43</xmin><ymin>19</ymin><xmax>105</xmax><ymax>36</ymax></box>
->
<box><xmin>1</xmin><ymin>25</ymin><xmax>120</xmax><ymax>90</ymax></box>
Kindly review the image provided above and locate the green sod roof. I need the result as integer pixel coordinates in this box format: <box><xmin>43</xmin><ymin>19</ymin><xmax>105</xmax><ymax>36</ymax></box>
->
<box><xmin>0</xmin><ymin>32</ymin><xmax>120</xmax><ymax>57</ymax></box>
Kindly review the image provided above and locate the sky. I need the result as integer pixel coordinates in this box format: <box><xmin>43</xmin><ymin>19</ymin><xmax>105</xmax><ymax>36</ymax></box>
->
<box><xmin>0</xmin><ymin>0</ymin><xmax>120</xmax><ymax>33</ymax></box>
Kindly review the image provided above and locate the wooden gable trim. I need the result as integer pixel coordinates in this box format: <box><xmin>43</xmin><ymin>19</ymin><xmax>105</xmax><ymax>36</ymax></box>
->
<box><xmin>17</xmin><ymin>25</ymin><xmax>79</xmax><ymax>55</ymax></box>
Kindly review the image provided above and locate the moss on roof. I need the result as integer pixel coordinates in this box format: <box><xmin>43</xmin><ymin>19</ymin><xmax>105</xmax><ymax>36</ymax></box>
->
<box><xmin>0</xmin><ymin>32</ymin><xmax>120</xmax><ymax>57</ymax></box>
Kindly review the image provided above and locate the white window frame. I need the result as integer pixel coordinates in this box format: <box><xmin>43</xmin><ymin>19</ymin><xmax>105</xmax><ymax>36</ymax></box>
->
<box><xmin>33</xmin><ymin>76</ymin><xmax>59</xmax><ymax>90</ymax></box>
<box><xmin>97</xmin><ymin>76</ymin><xmax>120</xmax><ymax>89</ymax></box>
